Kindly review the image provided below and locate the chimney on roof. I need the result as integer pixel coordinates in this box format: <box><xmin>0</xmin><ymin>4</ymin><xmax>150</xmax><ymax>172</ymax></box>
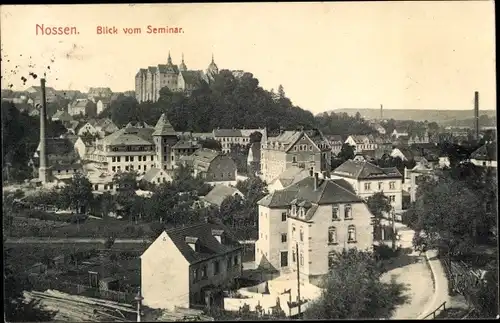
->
<box><xmin>314</xmin><ymin>172</ymin><xmax>319</xmax><ymax>191</ymax></box>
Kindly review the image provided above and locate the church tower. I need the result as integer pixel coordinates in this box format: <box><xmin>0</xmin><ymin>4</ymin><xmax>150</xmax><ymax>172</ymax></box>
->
<box><xmin>206</xmin><ymin>54</ymin><xmax>219</xmax><ymax>81</ymax></box>
<box><xmin>153</xmin><ymin>113</ymin><xmax>179</xmax><ymax>171</ymax></box>
<box><xmin>179</xmin><ymin>53</ymin><xmax>187</xmax><ymax>72</ymax></box>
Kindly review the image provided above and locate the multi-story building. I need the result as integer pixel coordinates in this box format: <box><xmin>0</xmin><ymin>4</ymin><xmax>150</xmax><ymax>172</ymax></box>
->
<box><xmin>212</xmin><ymin>128</ymin><xmax>267</xmax><ymax>154</ymax></box>
<box><xmin>260</xmin><ymin>129</ymin><xmax>332</xmax><ymax>184</ymax></box>
<box><xmin>135</xmin><ymin>53</ymin><xmax>219</xmax><ymax>103</ymax></box>
<box><xmin>179</xmin><ymin>149</ymin><xmax>237</xmax><ymax>186</ymax></box>
<box><xmin>141</xmin><ymin>222</ymin><xmax>243</xmax><ymax>309</ymax></box>
<box><xmin>331</xmin><ymin>160</ymin><xmax>403</xmax><ymax>211</ymax></box>
<box><xmin>86</xmin><ymin>114</ymin><xmax>185</xmax><ymax>175</ymax></box>
<box><xmin>256</xmin><ymin>171</ymin><xmax>374</xmax><ymax>282</ymax></box>
<box><xmin>344</xmin><ymin>135</ymin><xmax>378</xmax><ymax>154</ymax></box>
<box><xmin>31</xmin><ymin>137</ymin><xmax>82</xmax><ymax>182</ymax></box>
<box><xmin>68</xmin><ymin>99</ymin><xmax>89</xmax><ymax>116</ymax></box>
<box><xmin>403</xmin><ymin>161</ymin><xmax>436</xmax><ymax>202</ymax></box>
<box><xmin>88</xmin><ymin>87</ymin><xmax>113</xmax><ymax>102</ymax></box>
<box><xmin>325</xmin><ymin>135</ymin><xmax>343</xmax><ymax>156</ymax></box>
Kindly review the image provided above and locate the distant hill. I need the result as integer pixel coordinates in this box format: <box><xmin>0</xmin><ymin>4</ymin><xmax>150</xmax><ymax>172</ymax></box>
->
<box><xmin>327</xmin><ymin>108</ymin><xmax>497</xmax><ymax>123</ymax></box>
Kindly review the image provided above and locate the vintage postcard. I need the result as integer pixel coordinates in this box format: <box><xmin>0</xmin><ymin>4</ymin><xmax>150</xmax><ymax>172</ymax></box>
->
<box><xmin>1</xmin><ymin>2</ymin><xmax>498</xmax><ymax>322</ymax></box>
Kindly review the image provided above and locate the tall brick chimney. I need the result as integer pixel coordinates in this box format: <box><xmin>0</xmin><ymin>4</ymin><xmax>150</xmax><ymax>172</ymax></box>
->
<box><xmin>380</xmin><ymin>104</ymin><xmax>383</xmax><ymax>120</ymax></box>
<box><xmin>474</xmin><ymin>91</ymin><xmax>479</xmax><ymax>140</ymax></box>
<box><xmin>38</xmin><ymin>78</ymin><xmax>49</xmax><ymax>183</ymax></box>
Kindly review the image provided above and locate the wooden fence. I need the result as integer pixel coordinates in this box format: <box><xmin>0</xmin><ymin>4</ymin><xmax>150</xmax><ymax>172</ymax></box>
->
<box><xmin>28</xmin><ymin>276</ymin><xmax>136</xmax><ymax>304</ymax></box>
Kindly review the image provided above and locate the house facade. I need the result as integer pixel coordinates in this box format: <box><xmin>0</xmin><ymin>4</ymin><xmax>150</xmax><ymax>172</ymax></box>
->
<box><xmin>470</xmin><ymin>143</ymin><xmax>497</xmax><ymax>168</ymax></box>
<box><xmin>332</xmin><ymin>160</ymin><xmax>403</xmax><ymax>211</ymax></box>
<box><xmin>180</xmin><ymin>149</ymin><xmax>238</xmax><ymax>186</ymax></box>
<box><xmin>141</xmin><ymin>223</ymin><xmax>243</xmax><ymax>310</ymax></box>
<box><xmin>256</xmin><ymin>172</ymin><xmax>374</xmax><ymax>282</ymax></box>
<box><xmin>325</xmin><ymin>135</ymin><xmax>343</xmax><ymax>156</ymax></box>
<box><xmin>213</xmin><ymin>128</ymin><xmax>267</xmax><ymax>154</ymax></box>
<box><xmin>345</xmin><ymin>135</ymin><xmax>377</xmax><ymax>153</ymax></box>
<box><xmin>68</xmin><ymin>99</ymin><xmax>89</xmax><ymax>116</ymax></box>
<box><xmin>261</xmin><ymin>129</ymin><xmax>332</xmax><ymax>184</ymax></box>
<box><xmin>403</xmin><ymin>162</ymin><xmax>436</xmax><ymax>202</ymax></box>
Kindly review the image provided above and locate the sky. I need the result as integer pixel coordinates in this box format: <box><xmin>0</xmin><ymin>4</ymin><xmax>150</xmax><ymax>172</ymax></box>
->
<box><xmin>0</xmin><ymin>2</ymin><xmax>496</xmax><ymax>114</ymax></box>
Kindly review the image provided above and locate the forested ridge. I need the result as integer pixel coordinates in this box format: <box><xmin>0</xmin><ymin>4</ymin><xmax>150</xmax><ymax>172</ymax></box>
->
<box><xmin>99</xmin><ymin>70</ymin><xmax>376</xmax><ymax>134</ymax></box>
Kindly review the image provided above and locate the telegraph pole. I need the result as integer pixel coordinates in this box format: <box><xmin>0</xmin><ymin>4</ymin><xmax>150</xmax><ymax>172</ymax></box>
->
<box><xmin>296</xmin><ymin>242</ymin><xmax>302</xmax><ymax>317</ymax></box>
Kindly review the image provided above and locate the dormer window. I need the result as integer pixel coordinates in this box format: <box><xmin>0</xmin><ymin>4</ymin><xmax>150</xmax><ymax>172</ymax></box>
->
<box><xmin>212</xmin><ymin>229</ymin><xmax>224</xmax><ymax>243</ymax></box>
<box><xmin>291</xmin><ymin>205</ymin><xmax>297</xmax><ymax>215</ymax></box>
<box><xmin>185</xmin><ymin>236</ymin><xmax>199</xmax><ymax>251</ymax></box>
<box><xmin>300</xmin><ymin>207</ymin><xmax>305</xmax><ymax>217</ymax></box>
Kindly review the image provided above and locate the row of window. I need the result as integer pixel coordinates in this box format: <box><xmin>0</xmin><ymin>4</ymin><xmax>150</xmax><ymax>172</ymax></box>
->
<box><xmin>332</xmin><ymin>205</ymin><xmax>353</xmax><ymax>221</ymax></box>
<box><xmin>218</xmin><ymin>137</ymin><xmax>250</xmax><ymax>143</ymax></box>
<box><xmin>363</xmin><ymin>181</ymin><xmax>397</xmax><ymax>191</ymax></box>
<box><xmin>111</xmin><ymin>155</ymin><xmax>155</xmax><ymax>163</ymax></box>
<box><xmin>110</xmin><ymin>146</ymin><xmax>154</xmax><ymax>152</ymax></box>
<box><xmin>328</xmin><ymin>225</ymin><xmax>356</xmax><ymax>244</ymax></box>
<box><xmin>192</xmin><ymin>255</ymin><xmax>240</xmax><ymax>282</ymax></box>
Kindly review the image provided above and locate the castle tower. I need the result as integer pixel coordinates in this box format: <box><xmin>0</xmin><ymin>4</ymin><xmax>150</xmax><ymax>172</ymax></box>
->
<box><xmin>152</xmin><ymin>113</ymin><xmax>179</xmax><ymax>170</ymax></box>
<box><xmin>38</xmin><ymin>78</ymin><xmax>50</xmax><ymax>183</ymax></box>
<box><xmin>206</xmin><ymin>54</ymin><xmax>219</xmax><ymax>80</ymax></box>
<box><xmin>179</xmin><ymin>53</ymin><xmax>187</xmax><ymax>72</ymax></box>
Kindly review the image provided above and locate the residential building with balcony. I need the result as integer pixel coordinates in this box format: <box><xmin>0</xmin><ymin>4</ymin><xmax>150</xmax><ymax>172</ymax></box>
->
<box><xmin>260</xmin><ymin>129</ymin><xmax>332</xmax><ymax>184</ymax></box>
<box><xmin>331</xmin><ymin>160</ymin><xmax>403</xmax><ymax>211</ymax></box>
<box><xmin>255</xmin><ymin>171</ymin><xmax>374</xmax><ymax>282</ymax></box>
<box><xmin>141</xmin><ymin>222</ymin><xmax>243</xmax><ymax>310</ymax></box>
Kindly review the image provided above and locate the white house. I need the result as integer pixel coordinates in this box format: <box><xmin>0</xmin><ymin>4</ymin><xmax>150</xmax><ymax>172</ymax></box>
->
<box><xmin>68</xmin><ymin>99</ymin><xmax>89</xmax><ymax>116</ymax></box>
<box><xmin>332</xmin><ymin>160</ymin><xmax>403</xmax><ymax>211</ymax></box>
<box><xmin>470</xmin><ymin>143</ymin><xmax>497</xmax><ymax>168</ymax></box>
<box><xmin>96</xmin><ymin>98</ymin><xmax>111</xmax><ymax>115</ymax></box>
<box><xmin>256</xmin><ymin>172</ymin><xmax>374</xmax><ymax>282</ymax></box>
<box><xmin>74</xmin><ymin>137</ymin><xmax>95</xmax><ymax>159</ymax></box>
<box><xmin>344</xmin><ymin>135</ymin><xmax>377</xmax><ymax>153</ymax></box>
<box><xmin>77</xmin><ymin>121</ymin><xmax>99</xmax><ymax>137</ymax></box>
<box><xmin>391</xmin><ymin>128</ymin><xmax>409</xmax><ymax>139</ymax></box>
<box><xmin>140</xmin><ymin>167</ymin><xmax>174</xmax><ymax>184</ymax></box>
<box><xmin>202</xmin><ymin>185</ymin><xmax>244</xmax><ymax>208</ymax></box>
<box><xmin>141</xmin><ymin>223</ymin><xmax>243</xmax><ymax>310</ymax></box>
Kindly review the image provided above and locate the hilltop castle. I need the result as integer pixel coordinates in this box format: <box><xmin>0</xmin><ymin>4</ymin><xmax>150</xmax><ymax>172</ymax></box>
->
<box><xmin>135</xmin><ymin>52</ymin><xmax>219</xmax><ymax>103</ymax></box>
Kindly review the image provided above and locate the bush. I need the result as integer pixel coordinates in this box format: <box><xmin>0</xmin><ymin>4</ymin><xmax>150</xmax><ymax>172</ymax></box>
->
<box><xmin>374</xmin><ymin>244</ymin><xmax>400</xmax><ymax>260</ymax></box>
<box><xmin>124</xmin><ymin>225</ymin><xmax>136</xmax><ymax>236</ymax></box>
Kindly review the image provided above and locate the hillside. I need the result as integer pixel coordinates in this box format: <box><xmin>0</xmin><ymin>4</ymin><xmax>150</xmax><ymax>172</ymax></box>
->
<box><xmin>328</xmin><ymin>108</ymin><xmax>496</xmax><ymax>123</ymax></box>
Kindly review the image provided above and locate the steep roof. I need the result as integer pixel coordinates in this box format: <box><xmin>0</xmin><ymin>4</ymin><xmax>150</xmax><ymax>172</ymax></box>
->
<box><xmin>270</xmin><ymin>167</ymin><xmax>310</xmax><ymax>188</ymax></box>
<box><xmin>191</xmin><ymin>148</ymin><xmax>220</xmax><ymax>164</ymax></box>
<box><xmin>69</xmin><ymin>99</ymin><xmax>88</xmax><ymax>109</ymax></box>
<box><xmin>350</xmin><ymin>135</ymin><xmax>372</xmax><ymax>144</ymax></box>
<box><xmin>333</xmin><ymin>160</ymin><xmax>402</xmax><ymax>180</ymax></box>
<box><xmin>180</xmin><ymin>71</ymin><xmax>202</xmax><ymax>86</ymax></box>
<box><xmin>152</xmin><ymin>113</ymin><xmax>177</xmax><ymax>136</ymax></box>
<box><xmin>204</xmin><ymin>185</ymin><xmax>242</xmax><ymax>207</ymax></box>
<box><xmin>165</xmin><ymin>222</ymin><xmax>242</xmax><ymax>265</ymax></box>
<box><xmin>172</xmin><ymin>140</ymin><xmax>200</xmax><ymax>149</ymax></box>
<box><xmin>52</xmin><ymin>110</ymin><xmax>72</xmax><ymax>120</ymax></box>
<box><xmin>102</xmin><ymin>127</ymin><xmax>154</xmax><ymax>146</ymax></box>
<box><xmin>325</xmin><ymin>135</ymin><xmax>343</xmax><ymax>143</ymax></box>
<box><xmin>141</xmin><ymin>167</ymin><xmax>173</xmax><ymax>183</ymax></box>
<box><xmin>471</xmin><ymin>143</ymin><xmax>497</xmax><ymax>161</ymax></box>
<box><xmin>258</xmin><ymin>176</ymin><xmax>362</xmax><ymax>208</ymax></box>
<box><xmin>213</xmin><ymin>129</ymin><xmax>243</xmax><ymax>137</ymax></box>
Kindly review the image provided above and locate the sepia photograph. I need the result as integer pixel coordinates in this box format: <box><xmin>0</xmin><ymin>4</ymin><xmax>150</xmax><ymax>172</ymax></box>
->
<box><xmin>1</xmin><ymin>2</ymin><xmax>498</xmax><ymax>321</ymax></box>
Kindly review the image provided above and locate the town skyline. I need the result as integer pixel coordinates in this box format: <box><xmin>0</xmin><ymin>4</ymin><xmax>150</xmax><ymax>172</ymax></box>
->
<box><xmin>1</xmin><ymin>2</ymin><xmax>496</xmax><ymax>114</ymax></box>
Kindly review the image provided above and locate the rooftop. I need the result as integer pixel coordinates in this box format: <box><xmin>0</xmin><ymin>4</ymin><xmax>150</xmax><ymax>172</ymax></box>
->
<box><xmin>333</xmin><ymin>160</ymin><xmax>402</xmax><ymax>180</ymax></box>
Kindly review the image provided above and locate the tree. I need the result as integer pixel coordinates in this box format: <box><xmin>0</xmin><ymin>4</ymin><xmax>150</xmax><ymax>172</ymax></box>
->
<box><xmin>199</xmin><ymin>138</ymin><xmax>222</xmax><ymax>151</ymax></box>
<box><xmin>4</xmin><ymin>246</ymin><xmax>56</xmax><ymax>322</ymax></box>
<box><xmin>304</xmin><ymin>249</ymin><xmax>408</xmax><ymax>319</ymax></box>
<box><xmin>60</xmin><ymin>172</ymin><xmax>94</xmax><ymax>213</ymax></box>
<box><xmin>249</xmin><ymin>131</ymin><xmax>263</xmax><ymax>143</ymax></box>
<box><xmin>338</xmin><ymin>143</ymin><xmax>355</xmax><ymax>161</ymax></box>
<box><xmin>366</xmin><ymin>192</ymin><xmax>392</xmax><ymax>226</ymax></box>
<box><xmin>277</xmin><ymin>84</ymin><xmax>285</xmax><ymax>99</ymax></box>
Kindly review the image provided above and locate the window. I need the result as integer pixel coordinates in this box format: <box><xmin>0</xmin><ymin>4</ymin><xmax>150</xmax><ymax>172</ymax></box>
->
<box><xmin>292</xmin><ymin>156</ymin><xmax>297</xmax><ymax>163</ymax></box>
<box><xmin>144</xmin><ymin>165</ymin><xmax>147</xmax><ymax>171</ymax></box>
<box><xmin>281</xmin><ymin>212</ymin><xmax>287</xmax><ymax>221</ymax></box>
<box><xmin>130</xmin><ymin>156</ymin><xmax>134</xmax><ymax>162</ymax></box>
<box><xmin>109</xmin><ymin>184</ymin><xmax>113</xmax><ymax>189</ymax></box>
<box><xmin>328</xmin><ymin>227</ymin><xmax>337</xmax><ymax>244</ymax></box>
<box><xmin>112</xmin><ymin>166</ymin><xmax>116</xmax><ymax>172</ymax></box>
<box><xmin>389</xmin><ymin>195</ymin><xmax>396</xmax><ymax>202</ymax></box>
<box><xmin>214</xmin><ymin>261</ymin><xmax>220</xmax><ymax>275</ymax></box>
<box><xmin>151</xmin><ymin>156</ymin><xmax>154</xmax><ymax>161</ymax></box>
<box><xmin>389</xmin><ymin>181</ymin><xmax>396</xmax><ymax>189</ymax></box>
<box><xmin>125</xmin><ymin>166</ymin><xmax>129</xmax><ymax>171</ymax></box>
<box><xmin>234</xmin><ymin>255</ymin><xmax>239</xmax><ymax>266</ymax></box>
<box><xmin>332</xmin><ymin>205</ymin><xmax>339</xmax><ymax>220</ymax></box>
<box><xmin>227</xmin><ymin>258</ymin><xmax>231</xmax><ymax>270</ymax></box>
<box><xmin>348</xmin><ymin>225</ymin><xmax>356</xmax><ymax>242</ymax></box>
<box><xmin>300</xmin><ymin>228</ymin><xmax>304</xmax><ymax>242</ymax></box>
<box><xmin>344</xmin><ymin>204</ymin><xmax>352</xmax><ymax>219</ymax></box>
<box><xmin>138</xmin><ymin>165</ymin><xmax>141</xmax><ymax>170</ymax></box>
<box><xmin>292</xmin><ymin>205</ymin><xmax>297</xmax><ymax>215</ymax></box>
<box><xmin>117</xmin><ymin>157</ymin><xmax>121</xmax><ymax>162</ymax></box>
<box><xmin>193</xmin><ymin>268</ymin><xmax>198</xmax><ymax>282</ymax></box>
<box><xmin>280</xmin><ymin>251</ymin><xmax>288</xmax><ymax>267</ymax></box>
<box><xmin>292</xmin><ymin>225</ymin><xmax>296</xmax><ymax>233</ymax></box>
<box><xmin>281</xmin><ymin>233</ymin><xmax>287</xmax><ymax>243</ymax></box>
<box><xmin>300</xmin><ymin>253</ymin><xmax>304</xmax><ymax>266</ymax></box>
<box><xmin>292</xmin><ymin>249</ymin><xmax>296</xmax><ymax>262</ymax></box>
<box><xmin>378</xmin><ymin>182</ymin><xmax>383</xmax><ymax>190</ymax></box>
<box><xmin>94</xmin><ymin>184</ymin><xmax>98</xmax><ymax>190</ymax></box>
<box><xmin>328</xmin><ymin>252</ymin><xmax>335</xmax><ymax>268</ymax></box>
<box><xmin>364</xmin><ymin>182</ymin><xmax>371</xmax><ymax>191</ymax></box>
<box><xmin>201</xmin><ymin>265</ymin><xmax>208</xmax><ymax>278</ymax></box>
<box><xmin>112</xmin><ymin>157</ymin><xmax>116</xmax><ymax>162</ymax></box>
<box><xmin>125</xmin><ymin>156</ymin><xmax>129</xmax><ymax>162</ymax></box>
